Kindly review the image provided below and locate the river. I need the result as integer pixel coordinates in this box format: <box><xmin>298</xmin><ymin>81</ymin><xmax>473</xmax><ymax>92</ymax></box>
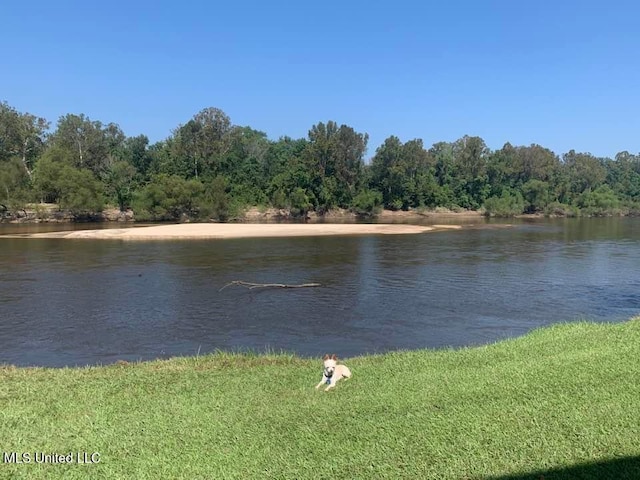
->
<box><xmin>1</xmin><ymin>218</ymin><xmax>639</xmax><ymax>366</ymax></box>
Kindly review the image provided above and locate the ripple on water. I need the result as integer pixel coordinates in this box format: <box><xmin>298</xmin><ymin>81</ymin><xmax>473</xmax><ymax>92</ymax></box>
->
<box><xmin>1</xmin><ymin>219</ymin><xmax>640</xmax><ymax>366</ymax></box>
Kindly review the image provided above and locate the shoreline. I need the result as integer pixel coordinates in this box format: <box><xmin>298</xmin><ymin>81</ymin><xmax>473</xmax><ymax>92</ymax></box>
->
<box><xmin>1</xmin><ymin>205</ymin><xmax>484</xmax><ymax>224</ymax></box>
<box><xmin>9</xmin><ymin>223</ymin><xmax>460</xmax><ymax>240</ymax></box>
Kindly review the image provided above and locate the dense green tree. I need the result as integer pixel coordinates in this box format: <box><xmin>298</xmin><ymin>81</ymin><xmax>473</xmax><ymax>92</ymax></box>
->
<box><xmin>118</xmin><ymin>135</ymin><xmax>152</xmax><ymax>179</ymax></box>
<box><xmin>562</xmin><ymin>150</ymin><xmax>607</xmax><ymax>200</ymax></box>
<box><xmin>57</xmin><ymin>167</ymin><xmax>104</xmax><ymax>215</ymax></box>
<box><xmin>221</xmin><ymin>126</ymin><xmax>270</xmax><ymax>205</ymax></box>
<box><xmin>263</xmin><ymin>136</ymin><xmax>307</xmax><ymax>183</ymax></box>
<box><xmin>0</xmin><ymin>101</ymin><xmax>49</xmax><ymax>179</ymax></box>
<box><xmin>487</xmin><ymin>143</ymin><xmax>518</xmax><ymax>195</ymax></box>
<box><xmin>449</xmin><ymin>135</ymin><xmax>491</xmax><ymax>209</ymax></box>
<box><xmin>430</xmin><ymin>141</ymin><xmax>460</xmax><ymax>208</ymax></box>
<box><xmin>370</xmin><ymin>136</ymin><xmax>403</xmax><ymax>208</ymax></box>
<box><xmin>0</xmin><ymin>158</ymin><xmax>29</xmax><ymax>211</ymax></box>
<box><xmin>302</xmin><ymin>121</ymin><xmax>368</xmax><ymax>211</ymax></box>
<box><xmin>171</xmin><ymin>107</ymin><xmax>232</xmax><ymax>179</ymax></box>
<box><xmin>49</xmin><ymin>114</ymin><xmax>125</xmax><ymax>176</ymax></box>
<box><xmin>370</xmin><ymin>136</ymin><xmax>436</xmax><ymax>209</ymax></box>
<box><xmin>103</xmin><ymin>160</ymin><xmax>137</xmax><ymax>211</ymax></box>
<box><xmin>605</xmin><ymin>151</ymin><xmax>640</xmax><ymax>201</ymax></box>
<box><xmin>515</xmin><ymin>144</ymin><xmax>559</xmax><ymax>184</ymax></box>
<box><xmin>199</xmin><ymin>175</ymin><xmax>231</xmax><ymax>221</ymax></box>
<box><xmin>32</xmin><ymin>149</ymin><xmax>103</xmax><ymax>214</ymax></box>
<box><xmin>32</xmin><ymin>147</ymin><xmax>72</xmax><ymax>202</ymax></box>
<box><xmin>289</xmin><ymin>187</ymin><xmax>313</xmax><ymax>217</ymax></box>
<box><xmin>522</xmin><ymin>179</ymin><xmax>551</xmax><ymax>213</ymax></box>
<box><xmin>575</xmin><ymin>185</ymin><xmax>621</xmax><ymax>216</ymax></box>
<box><xmin>351</xmin><ymin>188</ymin><xmax>383</xmax><ymax>216</ymax></box>
<box><xmin>2</xmin><ymin>100</ymin><xmax>639</xmax><ymax>220</ymax></box>
<box><xmin>146</xmin><ymin>140</ymin><xmax>179</xmax><ymax>177</ymax></box>
<box><xmin>133</xmin><ymin>174</ymin><xmax>203</xmax><ymax>220</ymax></box>
<box><xmin>483</xmin><ymin>189</ymin><xmax>525</xmax><ymax>217</ymax></box>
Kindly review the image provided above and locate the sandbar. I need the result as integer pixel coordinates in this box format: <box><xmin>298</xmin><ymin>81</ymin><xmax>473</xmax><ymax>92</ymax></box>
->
<box><xmin>15</xmin><ymin>223</ymin><xmax>444</xmax><ymax>240</ymax></box>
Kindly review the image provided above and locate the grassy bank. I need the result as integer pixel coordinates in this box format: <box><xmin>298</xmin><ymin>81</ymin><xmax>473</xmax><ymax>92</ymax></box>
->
<box><xmin>1</xmin><ymin>319</ymin><xmax>639</xmax><ymax>479</ymax></box>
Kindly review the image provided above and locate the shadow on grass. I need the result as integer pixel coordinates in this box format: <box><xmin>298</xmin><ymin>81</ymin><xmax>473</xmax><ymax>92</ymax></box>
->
<box><xmin>486</xmin><ymin>456</ymin><xmax>640</xmax><ymax>480</ymax></box>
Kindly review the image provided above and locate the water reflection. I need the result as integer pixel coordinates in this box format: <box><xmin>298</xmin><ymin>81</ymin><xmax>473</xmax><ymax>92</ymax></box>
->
<box><xmin>0</xmin><ymin>218</ymin><xmax>639</xmax><ymax>366</ymax></box>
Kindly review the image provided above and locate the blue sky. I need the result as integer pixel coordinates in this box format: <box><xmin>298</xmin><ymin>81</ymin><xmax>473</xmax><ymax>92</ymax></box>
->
<box><xmin>1</xmin><ymin>0</ymin><xmax>639</xmax><ymax>159</ymax></box>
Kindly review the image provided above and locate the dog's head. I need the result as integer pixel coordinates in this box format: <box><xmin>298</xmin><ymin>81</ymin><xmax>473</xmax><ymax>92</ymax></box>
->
<box><xmin>323</xmin><ymin>354</ymin><xmax>337</xmax><ymax>377</ymax></box>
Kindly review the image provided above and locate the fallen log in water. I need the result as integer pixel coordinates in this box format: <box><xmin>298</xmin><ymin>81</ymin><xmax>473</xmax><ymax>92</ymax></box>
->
<box><xmin>219</xmin><ymin>280</ymin><xmax>322</xmax><ymax>292</ymax></box>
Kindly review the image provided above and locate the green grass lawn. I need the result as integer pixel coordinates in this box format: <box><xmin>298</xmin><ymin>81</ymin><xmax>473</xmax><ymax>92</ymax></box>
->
<box><xmin>1</xmin><ymin>318</ymin><xmax>639</xmax><ymax>479</ymax></box>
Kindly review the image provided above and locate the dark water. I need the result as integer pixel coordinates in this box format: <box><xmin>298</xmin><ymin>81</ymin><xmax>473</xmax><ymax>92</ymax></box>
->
<box><xmin>1</xmin><ymin>218</ymin><xmax>639</xmax><ymax>367</ymax></box>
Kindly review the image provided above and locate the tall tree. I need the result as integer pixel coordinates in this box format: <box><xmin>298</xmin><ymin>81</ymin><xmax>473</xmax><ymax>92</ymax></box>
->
<box><xmin>49</xmin><ymin>114</ymin><xmax>125</xmax><ymax>176</ymax></box>
<box><xmin>562</xmin><ymin>150</ymin><xmax>607</xmax><ymax>199</ymax></box>
<box><xmin>171</xmin><ymin>107</ymin><xmax>232</xmax><ymax>178</ymax></box>
<box><xmin>221</xmin><ymin>126</ymin><xmax>271</xmax><ymax>204</ymax></box>
<box><xmin>0</xmin><ymin>101</ymin><xmax>49</xmax><ymax>179</ymax></box>
<box><xmin>265</xmin><ymin>137</ymin><xmax>312</xmax><ymax>208</ymax></box>
<box><xmin>450</xmin><ymin>135</ymin><xmax>490</xmax><ymax>209</ymax></box>
<box><xmin>370</xmin><ymin>135</ymin><xmax>403</xmax><ymax>208</ymax></box>
<box><xmin>118</xmin><ymin>134</ymin><xmax>152</xmax><ymax>178</ymax></box>
<box><xmin>103</xmin><ymin>160</ymin><xmax>137</xmax><ymax>211</ymax></box>
<box><xmin>515</xmin><ymin>144</ymin><xmax>559</xmax><ymax>184</ymax></box>
<box><xmin>371</xmin><ymin>136</ymin><xmax>436</xmax><ymax>209</ymax></box>
<box><xmin>605</xmin><ymin>151</ymin><xmax>640</xmax><ymax>201</ymax></box>
<box><xmin>0</xmin><ymin>159</ymin><xmax>29</xmax><ymax>210</ymax></box>
<box><xmin>302</xmin><ymin>121</ymin><xmax>368</xmax><ymax>210</ymax></box>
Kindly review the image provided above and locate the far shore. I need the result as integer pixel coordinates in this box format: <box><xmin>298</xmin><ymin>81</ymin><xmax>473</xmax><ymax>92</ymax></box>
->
<box><xmin>1</xmin><ymin>204</ymin><xmax>485</xmax><ymax>225</ymax></box>
<box><xmin>8</xmin><ymin>223</ymin><xmax>467</xmax><ymax>240</ymax></box>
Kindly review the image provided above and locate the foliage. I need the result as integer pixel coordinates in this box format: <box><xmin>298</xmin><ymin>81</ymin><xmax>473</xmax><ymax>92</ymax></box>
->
<box><xmin>132</xmin><ymin>174</ymin><xmax>203</xmax><ymax>221</ymax></box>
<box><xmin>57</xmin><ymin>166</ymin><xmax>104</xmax><ymax>215</ymax></box>
<box><xmin>33</xmin><ymin>153</ymin><xmax>104</xmax><ymax>214</ymax></box>
<box><xmin>0</xmin><ymin>101</ymin><xmax>49</xmax><ymax>178</ymax></box>
<box><xmin>521</xmin><ymin>179</ymin><xmax>550</xmax><ymax>213</ymax></box>
<box><xmin>2</xmin><ymin>100</ymin><xmax>640</xmax><ymax>220</ymax></box>
<box><xmin>483</xmin><ymin>190</ymin><xmax>525</xmax><ymax>217</ymax></box>
<box><xmin>575</xmin><ymin>185</ymin><xmax>622</xmax><ymax>216</ymax></box>
<box><xmin>302</xmin><ymin>121</ymin><xmax>368</xmax><ymax>210</ymax></box>
<box><xmin>49</xmin><ymin>113</ymin><xmax>124</xmax><ymax>176</ymax></box>
<box><xmin>103</xmin><ymin>160</ymin><xmax>137</xmax><ymax>211</ymax></box>
<box><xmin>0</xmin><ymin>158</ymin><xmax>29</xmax><ymax>211</ymax></box>
<box><xmin>544</xmin><ymin>201</ymin><xmax>579</xmax><ymax>217</ymax></box>
<box><xmin>350</xmin><ymin>188</ymin><xmax>383</xmax><ymax>217</ymax></box>
<box><xmin>289</xmin><ymin>187</ymin><xmax>313</xmax><ymax>217</ymax></box>
<box><xmin>170</xmin><ymin>107</ymin><xmax>232</xmax><ymax>179</ymax></box>
<box><xmin>199</xmin><ymin>175</ymin><xmax>231</xmax><ymax>221</ymax></box>
<box><xmin>32</xmin><ymin>148</ymin><xmax>73</xmax><ymax>203</ymax></box>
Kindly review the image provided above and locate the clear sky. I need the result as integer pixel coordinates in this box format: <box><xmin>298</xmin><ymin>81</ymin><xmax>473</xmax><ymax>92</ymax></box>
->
<box><xmin>1</xmin><ymin>0</ymin><xmax>638</xmax><ymax>159</ymax></box>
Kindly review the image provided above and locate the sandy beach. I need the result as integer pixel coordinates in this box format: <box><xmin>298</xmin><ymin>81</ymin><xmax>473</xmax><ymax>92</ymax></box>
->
<box><xmin>13</xmin><ymin>223</ymin><xmax>456</xmax><ymax>240</ymax></box>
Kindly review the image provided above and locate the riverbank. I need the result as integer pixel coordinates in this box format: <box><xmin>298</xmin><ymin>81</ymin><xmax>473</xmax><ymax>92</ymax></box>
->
<box><xmin>243</xmin><ymin>206</ymin><xmax>483</xmax><ymax>223</ymax></box>
<box><xmin>1</xmin><ymin>203</ymin><xmax>484</xmax><ymax>224</ymax></box>
<box><xmin>11</xmin><ymin>223</ymin><xmax>458</xmax><ymax>240</ymax></box>
<box><xmin>1</xmin><ymin>319</ymin><xmax>638</xmax><ymax>478</ymax></box>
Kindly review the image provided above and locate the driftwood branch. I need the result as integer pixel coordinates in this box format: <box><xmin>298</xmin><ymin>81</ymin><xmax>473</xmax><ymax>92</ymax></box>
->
<box><xmin>219</xmin><ymin>280</ymin><xmax>322</xmax><ymax>292</ymax></box>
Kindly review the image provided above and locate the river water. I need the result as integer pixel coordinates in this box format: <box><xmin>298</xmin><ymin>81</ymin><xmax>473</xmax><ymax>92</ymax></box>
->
<box><xmin>1</xmin><ymin>218</ymin><xmax>639</xmax><ymax>367</ymax></box>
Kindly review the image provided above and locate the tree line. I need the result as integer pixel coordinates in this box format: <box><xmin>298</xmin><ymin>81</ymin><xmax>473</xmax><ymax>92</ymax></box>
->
<box><xmin>1</xmin><ymin>100</ymin><xmax>639</xmax><ymax>221</ymax></box>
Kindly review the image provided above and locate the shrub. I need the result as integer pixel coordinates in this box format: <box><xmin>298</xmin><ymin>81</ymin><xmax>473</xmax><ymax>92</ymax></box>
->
<box><xmin>522</xmin><ymin>180</ymin><xmax>550</xmax><ymax>213</ymax></box>
<box><xmin>289</xmin><ymin>188</ymin><xmax>313</xmax><ymax>217</ymax></box>
<box><xmin>350</xmin><ymin>189</ymin><xmax>383</xmax><ymax>217</ymax></box>
<box><xmin>199</xmin><ymin>176</ymin><xmax>230</xmax><ymax>221</ymax></box>
<box><xmin>132</xmin><ymin>174</ymin><xmax>203</xmax><ymax>221</ymax></box>
<box><xmin>57</xmin><ymin>167</ymin><xmax>104</xmax><ymax>215</ymax></box>
<box><xmin>483</xmin><ymin>191</ymin><xmax>524</xmax><ymax>217</ymax></box>
<box><xmin>575</xmin><ymin>186</ymin><xmax>622</xmax><ymax>216</ymax></box>
<box><xmin>544</xmin><ymin>201</ymin><xmax>579</xmax><ymax>217</ymax></box>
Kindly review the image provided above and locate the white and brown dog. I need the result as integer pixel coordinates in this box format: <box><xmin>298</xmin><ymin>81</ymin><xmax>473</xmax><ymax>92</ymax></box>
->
<box><xmin>315</xmin><ymin>354</ymin><xmax>351</xmax><ymax>391</ymax></box>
